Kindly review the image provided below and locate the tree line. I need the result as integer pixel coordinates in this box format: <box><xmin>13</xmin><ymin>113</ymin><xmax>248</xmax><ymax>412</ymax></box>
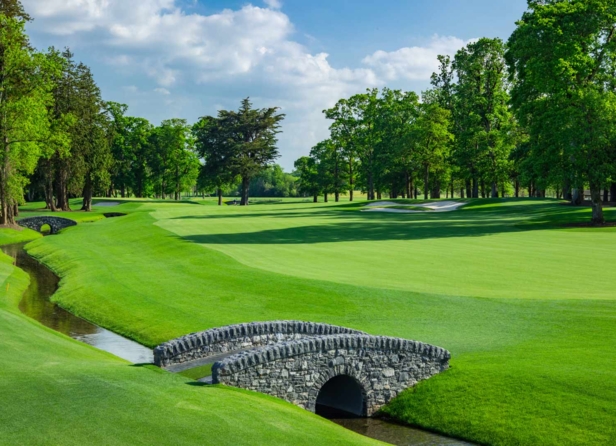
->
<box><xmin>295</xmin><ymin>0</ymin><xmax>616</xmax><ymax>224</ymax></box>
<box><xmin>0</xmin><ymin>1</ymin><xmax>289</xmax><ymax>226</ymax></box>
<box><xmin>4</xmin><ymin>0</ymin><xmax>616</xmax><ymax>224</ymax></box>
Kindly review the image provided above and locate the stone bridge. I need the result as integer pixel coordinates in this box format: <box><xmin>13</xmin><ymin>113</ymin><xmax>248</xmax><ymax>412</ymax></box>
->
<box><xmin>155</xmin><ymin>321</ymin><xmax>450</xmax><ymax>417</ymax></box>
<box><xmin>18</xmin><ymin>216</ymin><xmax>77</xmax><ymax>234</ymax></box>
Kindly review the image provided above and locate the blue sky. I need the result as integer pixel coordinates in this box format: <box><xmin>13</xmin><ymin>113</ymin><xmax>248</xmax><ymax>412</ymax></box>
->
<box><xmin>23</xmin><ymin>0</ymin><xmax>528</xmax><ymax>170</ymax></box>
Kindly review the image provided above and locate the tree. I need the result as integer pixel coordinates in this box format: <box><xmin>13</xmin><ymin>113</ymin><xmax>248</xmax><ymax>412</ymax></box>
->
<box><xmin>75</xmin><ymin>63</ymin><xmax>112</xmax><ymax>211</ymax></box>
<box><xmin>325</xmin><ymin>90</ymin><xmax>382</xmax><ymax>200</ymax></box>
<box><xmin>194</xmin><ymin>115</ymin><xmax>238</xmax><ymax>205</ymax></box>
<box><xmin>452</xmin><ymin>38</ymin><xmax>514</xmax><ymax>198</ymax></box>
<box><xmin>0</xmin><ymin>14</ymin><xmax>55</xmax><ymax>224</ymax></box>
<box><xmin>149</xmin><ymin>119</ymin><xmax>199</xmax><ymax>200</ymax></box>
<box><xmin>217</xmin><ymin>98</ymin><xmax>285</xmax><ymax>205</ymax></box>
<box><xmin>0</xmin><ymin>0</ymin><xmax>30</xmax><ymax>21</ymax></box>
<box><xmin>506</xmin><ymin>0</ymin><xmax>616</xmax><ymax>223</ymax></box>
<box><xmin>413</xmin><ymin>102</ymin><xmax>453</xmax><ymax>200</ymax></box>
<box><xmin>294</xmin><ymin>156</ymin><xmax>321</xmax><ymax>202</ymax></box>
<box><xmin>310</xmin><ymin>139</ymin><xmax>347</xmax><ymax>202</ymax></box>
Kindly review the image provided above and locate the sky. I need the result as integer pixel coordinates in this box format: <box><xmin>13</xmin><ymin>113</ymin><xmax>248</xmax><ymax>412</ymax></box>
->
<box><xmin>22</xmin><ymin>0</ymin><xmax>529</xmax><ymax>170</ymax></box>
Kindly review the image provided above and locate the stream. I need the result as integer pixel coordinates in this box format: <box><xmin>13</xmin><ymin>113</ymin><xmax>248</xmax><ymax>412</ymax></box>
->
<box><xmin>1</xmin><ymin>243</ymin><xmax>152</xmax><ymax>364</ymax></box>
<box><xmin>2</xmin><ymin>241</ymin><xmax>471</xmax><ymax>446</ymax></box>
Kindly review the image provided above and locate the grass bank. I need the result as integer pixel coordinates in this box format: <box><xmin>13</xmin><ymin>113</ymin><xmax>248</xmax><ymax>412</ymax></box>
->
<box><xmin>0</xmin><ymin>211</ymin><xmax>377</xmax><ymax>445</ymax></box>
<box><xmin>22</xmin><ymin>198</ymin><xmax>616</xmax><ymax>445</ymax></box>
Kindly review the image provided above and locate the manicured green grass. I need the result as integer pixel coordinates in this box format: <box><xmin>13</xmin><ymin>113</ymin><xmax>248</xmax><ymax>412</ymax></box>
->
<box><xmin>18</xmin><ymin>198</ymin><xmax>109</xmax><ymax>223</ymax></box>
<box><xmin>0</xmin><ymin>231</ymin><xmax>379</xmax><ymax>445</ymax></box>
<box><xmin>21</xmin><ymin>198</ymin><xmax>616</xmax><ymax>445</ymax></box>
<box><xmin>0</xmin><ymin>227</ymin><xmax>41</xmax><ymax>246</ymax></box>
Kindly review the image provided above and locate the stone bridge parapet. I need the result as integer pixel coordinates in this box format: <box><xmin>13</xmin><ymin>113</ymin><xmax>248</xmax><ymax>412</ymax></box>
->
<box><xmin>154</xmin><ymin>321</ymin><xmax>366</xmax><ymax>367</ymax></box>
<box><xmin>18</xmin><ymin>216</ymin><xmax>77</xmax><ymax>234</ymax></box>
<box><xmin>212</xmin><ymin>334</ymin><xmax>450</xmax><ymax>416</ymax></box>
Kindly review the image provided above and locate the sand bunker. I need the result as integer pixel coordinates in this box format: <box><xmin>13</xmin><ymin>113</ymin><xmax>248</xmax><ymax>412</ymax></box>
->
<box><xmin>94</xmin><ymin>201</ymin><xmax>121</xmax><ymax>207</ymax></box>
<box><xmin>363</xmin><ymin>200</ymin><xmax>466</xmax><ymax>213</ymax></box>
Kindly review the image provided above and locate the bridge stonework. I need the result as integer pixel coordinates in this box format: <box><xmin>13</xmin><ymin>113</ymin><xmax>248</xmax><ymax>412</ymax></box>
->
<box><xmin>154</xmin><ymin>321</ymin><xmax>366</xmax><ymax>367</ymax></box>
<box><xmin>212</xmin><ymin>334</ymin><xmax>450</xmax><ymax>416</ymax></box>
<box><xmin>18</xmin><ymin>216</ymin><xmax>77</xmax><ymax>234</ymax></box>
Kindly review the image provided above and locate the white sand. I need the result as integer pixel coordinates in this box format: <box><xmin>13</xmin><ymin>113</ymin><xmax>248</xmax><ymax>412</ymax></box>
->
<box><xmin>94</xmin><ymin>201</ymin><xmax>121</xmax><ymax>207</ymax></box>
<box><xmin>363</xmin><ymin>200</ymin><xmax>466</xmax><ymax>213</ymax></box>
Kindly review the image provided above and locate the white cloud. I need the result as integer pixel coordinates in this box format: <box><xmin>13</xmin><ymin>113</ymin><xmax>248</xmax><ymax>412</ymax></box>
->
<box><xmin>363</xmin><ymin>35</ymin><xmax>473</xmax><ymax>81</ymax></box>
<box><xmin>264</xmin><ymin>0</ymin><xmax>282</xmax><ymax>9</ymax></box>
<box><xmin>22</xmin><ymin>1</ymin><xmax>470</xmax><ymax>168</ymax></box>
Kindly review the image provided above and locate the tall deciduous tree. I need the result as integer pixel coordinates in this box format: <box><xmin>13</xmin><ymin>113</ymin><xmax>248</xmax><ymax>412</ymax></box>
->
<box><xmin>413</xmin><ymin>102</ymin><xmax>453</xmax><ymax>200</ymax></box>
<box><xmin>0</xmin><ymin>13</ymin><xmax>55</xmax><ymax>224</ymax></box>
<box><xmin>294</xmin><ymin>156</ymin><xmax>321</xmax><ymax>202</ymax></box>
<box><xmin>150</xmin><ymin>119</ymin><xmax>199</xmax><ymax>200</ymax></box>
<box><xmin>507</xmin><ymin>0</ymin><xmax>616</xmax><ymax>223</ymax></box>
<box><xmin>453</xmin><ymin>38</ymin><xmax>514</xmax><ymax>198</ymax></box>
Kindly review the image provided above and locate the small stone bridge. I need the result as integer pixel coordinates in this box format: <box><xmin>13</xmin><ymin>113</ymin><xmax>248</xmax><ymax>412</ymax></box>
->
<box><xmin>18</xmin><ymin>216</ymin><xmax>77</xmax><ymax>234</ymax></box>
<box><xmin>155</xmin><ymin>321</ymin><xmax>450</xmax><ymax>417</ymax></box>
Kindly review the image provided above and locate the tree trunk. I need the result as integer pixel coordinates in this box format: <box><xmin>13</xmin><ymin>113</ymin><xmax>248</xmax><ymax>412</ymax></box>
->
<box><xmin>465</xmin><ymin>179</ymin><xmax>472</xmax><ymax>199</ymax></box>
<box><xmin>313</xmin><ymin>194</ymin><xmax>318</xmax><ymax>203</ymax></box>
<box><xmin>324</xmin><ymin>193</ymin><xmax>328</xmax><ymax>203</ymax></box>
<box><xmin>491</xmin><ymin>182</ymin><xmax>498</xmax><ymax>198</ymax></box>
<box><xmin>367</xmin><ymin>170</ymin><xmax>375</xmax><ymax>200</ymax></box>
<box><xmin>515</xmin><ymin>180</ymin><xmax>520</xmax><ymax>198</ymax></box>
<box><xmin>603</xmin><ymin>189</ymin><xmax>609</xmax><ymax>203</ymax></box>
<box><xmin>480</xmin><ymin>180</ymin><xmax>486</xmax><ymax>198</ymax></box>
<box><xmin>335</xmin><ymin>191</ymin><xmax>340</xmax><ymax>202</ymax></box>
<box><xmin>217</xmin><ymin>187</ymin><xmax>222</xmax><ymax>206</ymax></box>
<box><xmin>460</xmin><ymin>188</ymin><xmax>465</xmax><ymax>199</ymax></box>
<box><xmin>349</xmin><ymin>160</ymin><xmax>354</xmax><ymax>202</ymax></box>
<box><xmin>424</xmin><ymin>165</ymin><xmax>429</xmax><ymax>200</ymax></box>
<box><xmin>572</xmin><ymin>188</ymin><xmax>583</xmax><ymax>205</ymax></box>
<box><xmin>377</xmin><ymin>191</ymin><xmax>382</xmax><ymax>200</ymax></box>
<box><xmin>472</xmin><ymin>177</ymin><xmax>479</xmax><ymax>199</ymax></box>
<box><xmin>431</xmin><ymin>179</ymin><xmax>441</xmax><ymax>199</ymax></box>
<box><xmin>81</xmin><ymin>174</ymin><xmax>93</xmax><ymax>212</ymax></box>
<box><xmin>611</xmin><ymin>183</ymin><xmax>616</xmax><ymax>203</ymax></box>
<box><xmin>590</xmin><ymin>184</ymin><xmax>604</xmax><ymax>224</ymax></box>
<box><xmin>240</xmin><ymin>176</ymin><xmax>250</xmax><ymax>205</ymax></box>
<box><xmin>56</xmin><ymin>168</ymin><xmax>71</xmax><ymax>211</ymax></box>
<box><xmin>405</xmin><ymin>171</ymin><xmax>411</xmax><ymax>199</ymax></box>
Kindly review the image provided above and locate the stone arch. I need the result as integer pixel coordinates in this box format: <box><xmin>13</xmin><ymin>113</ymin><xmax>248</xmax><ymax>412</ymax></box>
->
<box><xmin>212</xmin><ymin>334</ymin><xmax>451</xmax><ymax>417</ymax></box>
<box><xmin>17</xmin><ymin>216</ymin><xmax>76</xmax><ymax>234</ymax></box>
<box><xmin>154</xmin><ymin>321</ymin><xmax>366</xmax><ymax>367</ymax></box>
<box><xmin>314</xmin><ymin>372</ymin><xmax>368</xmax><ymax>417</ymax></box>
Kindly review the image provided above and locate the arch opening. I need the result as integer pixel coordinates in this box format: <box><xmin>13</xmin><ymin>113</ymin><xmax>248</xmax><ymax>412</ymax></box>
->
<box><xmin>315</xmin><ymin>375</ymin><xmax>366</xmax><ymax>418</ymax></box>
<box><xmin>39</xmin><ymin>224</ymin><xmax>51</xmax><ymax>234</ymax></box>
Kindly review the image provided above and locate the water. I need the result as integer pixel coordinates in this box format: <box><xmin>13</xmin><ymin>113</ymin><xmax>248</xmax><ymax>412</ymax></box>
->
<box><xmin>331</xmin><ymin>417</ymin><xmax>471</xmax><ymax>446</ymax></box>
<box><xmin>3</xmin><ymin>242</ymin><xmax>470</xmax><ymax>446</ymax></box>
<box><xmin>2</xmin><ymin>243</ymin><xmax>153</xmax><ymax>364</ymax></box>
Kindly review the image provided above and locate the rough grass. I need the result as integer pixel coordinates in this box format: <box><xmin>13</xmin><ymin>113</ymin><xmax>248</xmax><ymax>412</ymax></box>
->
<box><xmin>21</xmin><ymin>198</ymin><xmax>616</xmax><ymax>446</ymax></box>
<box><xmin>0</xmin><ymin>228</ymin><xmax>379</xmax><ymax>445</ymax></box>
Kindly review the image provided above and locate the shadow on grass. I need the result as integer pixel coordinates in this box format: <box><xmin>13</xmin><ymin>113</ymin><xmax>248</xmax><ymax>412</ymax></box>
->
<box><xmin>178</xmin><ymin>200</ymin><xmax>612</xmax><ymax>245</ymax></box>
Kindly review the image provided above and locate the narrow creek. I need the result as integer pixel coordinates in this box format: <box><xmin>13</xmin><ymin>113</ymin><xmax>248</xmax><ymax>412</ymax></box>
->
<box><xmin>1</xmin><ymin>242</ymin><xmax>152</xmax><ymax>364</ymax></box>
<box><xmin>2</xmin><ymin>241</ymin><xmax>470</xmax><ymax>446</ymax></box>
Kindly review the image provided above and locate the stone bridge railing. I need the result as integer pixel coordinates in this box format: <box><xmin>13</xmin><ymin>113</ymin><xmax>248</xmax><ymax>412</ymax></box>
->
<box><xmin>18</xmin><ymin>216</ymin><xmax>77</xmax><ymax>234</ymax></box>
<box><xmin>212</xmin><ymin>334</ymin><xmax>450</xmax><ymax>416</ymax></box>
<box><xmin>154</xmin><ymin>321</ymin><xmax>366</xmax><ymax>367</ymax></box>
